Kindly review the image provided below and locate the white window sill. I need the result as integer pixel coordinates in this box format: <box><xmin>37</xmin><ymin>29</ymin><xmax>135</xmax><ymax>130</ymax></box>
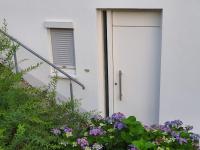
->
<box><xmin>44</xmin><ymin>20</ymin><xmax>73</xmax><ymax>29</ymax></box>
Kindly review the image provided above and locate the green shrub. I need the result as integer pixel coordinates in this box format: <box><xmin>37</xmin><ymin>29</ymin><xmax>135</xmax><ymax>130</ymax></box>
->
<box><xmin>0</xmin><ymin>20</ymin><xmax>92</xmax><ymax>150</ymax></box>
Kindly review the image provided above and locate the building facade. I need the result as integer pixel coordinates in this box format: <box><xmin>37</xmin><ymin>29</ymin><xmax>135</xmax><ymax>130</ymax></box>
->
<box><xmin>0</xmin><ymin>0</ymin><xmax>200</xmax><ymax>133</ymax></box>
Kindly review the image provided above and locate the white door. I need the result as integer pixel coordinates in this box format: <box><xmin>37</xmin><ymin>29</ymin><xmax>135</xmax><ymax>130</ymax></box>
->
<box><xmin>109</xmin><ymin>11</ymin><xmax>162</xmax><ymax>125</ymax></box>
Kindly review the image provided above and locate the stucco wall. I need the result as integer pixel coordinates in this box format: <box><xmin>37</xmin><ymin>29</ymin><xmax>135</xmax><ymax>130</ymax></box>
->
<box><xmin>0</xmin><ymin>0</ymin><xmax>200</xmax><ymax>133</ymax></box>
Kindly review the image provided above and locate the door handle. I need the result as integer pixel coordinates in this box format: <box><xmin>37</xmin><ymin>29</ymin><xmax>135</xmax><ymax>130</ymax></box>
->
<box><xmin>119</xmin><ymin>70</ymin><xmax>122</xmax><ymax>100</ymax></box>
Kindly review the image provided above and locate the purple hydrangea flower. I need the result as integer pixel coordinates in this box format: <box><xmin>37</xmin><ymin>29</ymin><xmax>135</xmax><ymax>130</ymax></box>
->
<box><xmin>171</xmin><ymin>131</ymin><xmax>179</xmax><ymax>138</ymax></box>
<box><xmin>178</xmin><ymin>138</ymin><xmax>187</xmax><ymax>145</ymax></box>
<box><xmin>114</xmin><ymin>122</ymin><xmax>125</xmax><ymax>130</ymax></box>
<box><xmin>150</xmin><ymin>124</ymin><xmax>171</xmax><ymax>133</ymax></box>
<box><xmin>89</xmin><ymin>127</ymin><xmax>104</xmax><ymax>136</ymax></box>
<box><xmin>190</xmin><ymin>133</ymin><xmax>200</xmax><ymax>141</ymax></box>
<box><xmin>111</xmin><ymin>112</ymin><xmax>125</xmax><ymax>121</ymax></box>
<box><xmin>77</xmin><ymin>137</ymin><xmax>89</xmax><ymax>149</ymax></box>
<box><xmin>130</xmin><ymin>148</ymin><xmax>137</xmax><ymax>150</ymax></box>
<box><xmin>64</xmin><ymin>127</ymin><xmax>72</xmax><ymax>133</ymax></box>
<box><xmin>63</xmin><ymin>127</ymin><xmax>73</xmax><ymax>137</ymax></box>
<box><xmin>171</xmin><ymin>131</ymin><xmax>187</xmax><ymax>144</ymax></box>
<box><xmin>173</xmin><ymin>120</ymin><xmax>183</xmax><ymax>126</ymax></box>
<box><xmin>164</xmin><ymin>120</ymin><xmax>183</xmax><ymax>128</ymax></box>
<box><xmin>162</xmin><ymin>127</ymin><xmax>171</xmax><ymax>133</ymax></box>
<box><xmin>164</xmin><ymin>121</ymin><xmax>171</xmax><ymax>127</ymax></box>
<box><xmin>185</xmin><ymin>125</ymin><xmax>193</xmax><ymax>131</ymax></box>
<box><xmin>159</xmin><ymin>125</ymin><xmax>171</xmax><ymax>133</ymax></box>
<box><xmin>128</xmin><ymin>145</ymin><xmax>138</xmax><ymax>150</ymax></box>
<box><xmin>51</xmin><ymin>128</ymin><xmax>61</xmax><ymax>135</ymax></box>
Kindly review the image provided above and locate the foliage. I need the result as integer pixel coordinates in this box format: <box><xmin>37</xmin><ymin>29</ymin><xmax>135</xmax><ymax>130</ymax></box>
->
<box><xmin>0</xmin><ymin>20</ymin><xmax>92</xmax><ymax>149</ymax></box>
<box><xmin>0</xmin><ymin>64</ymin><xmax>91</xmax><ymax>150</ymax></box>
<box><xmin>0</xmin><ymin>19</ymin><xmax>19</xmax><ymax>68</ymax></box>
<box><xmin>51</xmin><ymin>113</ymin><xmax>200</xmax><ymax>150</ymax></box>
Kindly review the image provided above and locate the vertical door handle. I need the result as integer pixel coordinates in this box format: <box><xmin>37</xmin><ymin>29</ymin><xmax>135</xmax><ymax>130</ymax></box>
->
<box><xmin>119</xmin><ymin>70</ymin><xmax>122</xmax><ymax>100</ymax></box>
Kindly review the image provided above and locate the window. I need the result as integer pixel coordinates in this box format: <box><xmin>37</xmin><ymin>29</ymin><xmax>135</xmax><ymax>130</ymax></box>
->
<box><xmin>50</xmin><ymin>28</ymin><xmax>76</xmax><ymax>69</ymax></box>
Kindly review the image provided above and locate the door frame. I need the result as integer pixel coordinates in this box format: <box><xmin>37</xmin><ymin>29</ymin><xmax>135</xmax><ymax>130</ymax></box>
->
<box><xmin>106</xmin><ymin>10</ymin><xmax>115</xmax><ymax>116</ymax></box>
<box><xmin>105</xmin><ymin>9</ymin><xmax>162</xmax><ymax>117</ymax></box>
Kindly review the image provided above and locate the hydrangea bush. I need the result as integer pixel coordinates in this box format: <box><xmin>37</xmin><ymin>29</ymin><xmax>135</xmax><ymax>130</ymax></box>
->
<box><xmin>52</xmin><ymin>113</ymin><xmax>199</xmax><ymax>150</ymax></box>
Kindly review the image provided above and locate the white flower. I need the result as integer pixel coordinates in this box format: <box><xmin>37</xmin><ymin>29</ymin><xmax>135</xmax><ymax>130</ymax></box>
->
<box><xmin>92</xmin><ymin>143</ymin><xmax>103</xmax><ymax>150</ymax></box>
<box><xmin>85</xmin><ymin>146</ymin><xmax>92</xmax><ymax>150</ymax></box>
<box><xmin>59</xmin><ymin>141</ymin><xmax>67</xmax><ymax>146</ymax></box>
<box><xmin>65</xmin><ymin>132</ymin><xmax>72</xmax><ymax>137</ymax></box>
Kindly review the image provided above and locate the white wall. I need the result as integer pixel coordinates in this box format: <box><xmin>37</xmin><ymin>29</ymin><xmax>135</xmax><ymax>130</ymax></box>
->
<box><xmin>0</xmin><ymin>0</ymin><xmax>200</xmax><ymax>133</ymax></box>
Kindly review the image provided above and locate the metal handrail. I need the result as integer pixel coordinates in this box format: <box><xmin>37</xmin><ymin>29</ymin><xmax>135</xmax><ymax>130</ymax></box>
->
<box><xmin>0</xmin><ymin>29</ymin><xmax>85</xmax><ymax>99</ymax></box>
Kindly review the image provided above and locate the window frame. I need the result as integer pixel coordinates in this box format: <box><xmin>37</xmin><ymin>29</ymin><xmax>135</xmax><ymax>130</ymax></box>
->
<box><xmin>50</xmin><ymin>28</ymin><xmax>76</xmax><ymax>69</ymax></box>
<box><xmin>44</xmin><ymin>20</ymin><xmax>76</xmax><ymax>78</ymax></box>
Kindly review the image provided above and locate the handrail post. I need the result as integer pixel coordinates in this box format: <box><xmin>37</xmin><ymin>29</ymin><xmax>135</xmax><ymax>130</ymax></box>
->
<box><xmin>70</xmin><ymin>80</ymin><xmax>73</xmax><ymax>100</ymax></box>
<box><xmin>13</xmin><ymin>51</ymin><xmax>19</xmax><ymax>73</ymax></box>
<box><xmin>69</xmin><ymin>80</ymin><xmax>74</xmax><ymax>110</ymax></box>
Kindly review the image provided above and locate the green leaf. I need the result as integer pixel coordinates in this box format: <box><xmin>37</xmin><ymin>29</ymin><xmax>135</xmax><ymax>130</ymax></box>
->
<box><xmin>123</xmin><ymin>116</ymin><xmax>137</xmax><ymax>125</ymax></box>
<box><xmin>132</xmin><ymin>139</ymin><xmax>155</xmax><ymax>150</ymax></box>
